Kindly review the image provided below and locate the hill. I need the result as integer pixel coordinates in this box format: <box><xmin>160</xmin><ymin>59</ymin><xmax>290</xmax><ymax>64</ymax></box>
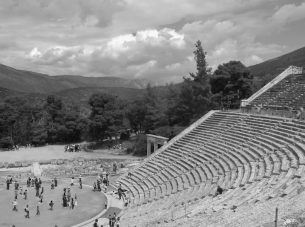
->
<box><xmin>0</xmin><ymin>63</ymin><xmax>156</xmax><ymax>93</ymax></box>
<box><xmin>53</xmin><ymin>87</ymin><xmax>145</xmax><ymax>106</ymax></box>
<box><xmin>0</xmin><ymin>86</ymin><xmax>145</xmax><ymax>106</ymax></box>
<box><xmin>248</xmin><ymin>46</ymin><xmax>305</xmax><ymax>78</ymax></box>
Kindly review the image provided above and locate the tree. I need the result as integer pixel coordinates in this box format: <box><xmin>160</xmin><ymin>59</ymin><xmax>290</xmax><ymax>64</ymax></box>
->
<box><xmin>133</xmin><ymin>134</ymin><xmax>147</xmax><ymax>156</ymax></box>
<box><xmin>142</xmin><ymin>84</ymin><xmax>169</xmax><ymax>132</ymax></box>
<box><xmin>87</xmin><ymin>92</ymin><xmax>124</xmax><ymax>141</ymax></box>
<box><xmin>125</xmin><ymin>99</ymin><xmax>147</xmax><ymax>133</ymax></box>
<box><xmin>210</xmin><ymin>61</ymin><xmax>254</xmax><ymax>109</ymax></box>
<box><xmin>176</xmin><ymin>40</ymin><xmax>215</xmax><ymax>124</ymax></box>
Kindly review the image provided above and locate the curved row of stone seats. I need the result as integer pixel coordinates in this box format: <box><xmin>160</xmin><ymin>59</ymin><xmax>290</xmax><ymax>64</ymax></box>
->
<box><xmin>120</xmin><ymin>167</ymin><xmax>305</xmax><ymax>227</ymax></box>
<box><xmin>116</xmin><ymin>111</ymin><xmax>305</xmax><ymax>226</ymax></box>
<box><xmin>250</xmin><ymin>74</ymin><xmax>305</xmax><ymax>109</ymax></box>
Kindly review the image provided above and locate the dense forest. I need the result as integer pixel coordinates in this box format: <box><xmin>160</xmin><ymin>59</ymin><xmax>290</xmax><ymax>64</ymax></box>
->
<box><xmin>0</xmin><ymin>40</ymin><xmax>258</xmax><ymax>155</ymax></box>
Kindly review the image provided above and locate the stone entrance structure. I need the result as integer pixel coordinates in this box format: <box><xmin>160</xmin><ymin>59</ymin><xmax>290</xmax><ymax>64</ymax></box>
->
<box><xmin>146</xmin><ymin>134</ymin><xmax>168</xmax><ymax>156</ymax></box>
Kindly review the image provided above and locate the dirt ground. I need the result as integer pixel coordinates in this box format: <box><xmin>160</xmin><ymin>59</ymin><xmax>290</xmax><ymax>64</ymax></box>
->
<box><xmin>0</xmin><ymin>180</ymin><xmax>106</xmax><ymax>227</ymax></box>
<box><xmin>0</xmin><ymin>145</ymin><xmax>144</xmax><ymax>163</ymax></box>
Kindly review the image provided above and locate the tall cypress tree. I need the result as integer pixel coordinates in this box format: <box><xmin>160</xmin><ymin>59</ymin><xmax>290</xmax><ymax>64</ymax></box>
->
<box><xmin>176</xmin><ymin>40</ymin><xmax>214</xmax><ymax>124</ymax></box>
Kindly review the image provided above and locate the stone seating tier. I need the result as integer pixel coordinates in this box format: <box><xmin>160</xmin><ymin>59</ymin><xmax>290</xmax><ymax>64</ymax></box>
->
<box><xmin>114</xmin><ymin>111</ymin><xmax>305</xmax><ymax>226</ymax></box>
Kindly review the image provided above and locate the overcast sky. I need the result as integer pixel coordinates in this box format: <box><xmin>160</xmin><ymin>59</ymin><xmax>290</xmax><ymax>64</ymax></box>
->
<box><xmin>0</xmin><ymin>0</ymin><xmax>304</xmax><ymax>84</ymax></box>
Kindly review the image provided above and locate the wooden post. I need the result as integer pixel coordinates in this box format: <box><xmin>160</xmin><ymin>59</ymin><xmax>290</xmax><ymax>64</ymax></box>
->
<box><xmin>275</xmin><ymin>207</ymin><xmax>278</xmax><ymax>227</ymax></box>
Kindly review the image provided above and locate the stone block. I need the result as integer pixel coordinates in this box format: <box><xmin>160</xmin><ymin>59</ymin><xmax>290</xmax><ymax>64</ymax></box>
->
<box><xmin>8</xmin><ymin>163</ymin><xmax>15</xmax><ymax>168</ymax></box>
<box><xmin>22</xmin><ymin>162</ymin><xmax>28</xmax><ymax>167</ymax></box>
<box><xmin>3</xmin><ymin>162</ymin><xmax>8</xmax><ymax>168</ymax></box>
<box><xmin>15</xmin><ymin>162</ymin><xmax>22</xmax><ymax>167</ymax></box>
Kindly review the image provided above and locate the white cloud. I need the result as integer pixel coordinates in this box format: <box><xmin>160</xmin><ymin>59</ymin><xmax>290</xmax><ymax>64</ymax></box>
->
<box><xmin>0</xmin><ymin>0</ymin><xmax>304</xmax><ymax>84</ymax></box>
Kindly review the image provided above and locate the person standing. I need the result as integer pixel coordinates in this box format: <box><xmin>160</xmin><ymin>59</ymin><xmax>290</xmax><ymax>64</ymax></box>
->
<box><xmin>93</xmin><ymin>219</ymin><xmax>99</xmax><ymax>227</ymax></box>
<box><xmin>49</xmin><ymin>200</ymin><xmax>54</xmax><ymax>210</ymax></box>
<box><xmin>14</xmin><ymin>189</ymin><xmax>18</xmax><ymax>200</ymax></box>
<box><xmin>24</xmin><ymin>205</ymin><xmax>30</xmax><ymax>218</ymax></box>
<box><xmin>6</xmin><ymin>178</ymin><xmax>10</xmax><ymax>190</ymax></box>
<box><xmin>36</xmin><ymin>205</ymin><xmax>40</xmax><ymax>215</ymax></box>
<box><xmin>39</xmin><ymin>193</ymin><xmax>43</xmax><ymax>204</ymax></box>
<box><xmin>71</xmin><ymin>177</ymin><xmax>74</xmax><ymax>186</ymax></box>
<box><xmin>79</xmin><ymin>179</ymin><xmax>82</xmax><ymax>189</ymax></box>
<box><xmin>71</xmin><ymin>198</ymin><xmax>75</xmax><ymax>209</ymax></box>
<box><xmin>24</xmin><ymin>189</ymin><xmax>27</xmax><ymax>200</ymax></box>
<box><xmin>54</xmin><ymin>177</ymin><xmax>58</xmax><ymax>187</ymax></box>
<box><xmin>108</xmin><ymin>215</ymin><xmax>112</xmax><ymax>227</ymax></box>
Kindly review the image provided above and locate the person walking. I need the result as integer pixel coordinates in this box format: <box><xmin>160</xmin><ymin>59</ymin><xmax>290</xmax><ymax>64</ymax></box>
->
<box><xmin>12</xmin><ymin>200</ymin><xmax>18</xmax><ymax>211</ymax></box>
<box><xmin>24</xmin><ymin>205</ymin><xmax>30</xmax><ymax>218</ymax></box>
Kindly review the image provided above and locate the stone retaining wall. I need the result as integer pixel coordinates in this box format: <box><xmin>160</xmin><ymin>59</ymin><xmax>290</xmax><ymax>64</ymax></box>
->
<box><xmin>0</xmin><ymin>158</ymin><xmax>141</xmax><ymax>184</ymax></box>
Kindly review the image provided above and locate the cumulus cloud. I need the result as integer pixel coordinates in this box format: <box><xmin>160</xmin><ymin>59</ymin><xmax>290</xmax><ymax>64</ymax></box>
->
<box><xmin>0</xmin><ymin>0</ymin><xmax>304</xmax><ymax>84</ymax></box>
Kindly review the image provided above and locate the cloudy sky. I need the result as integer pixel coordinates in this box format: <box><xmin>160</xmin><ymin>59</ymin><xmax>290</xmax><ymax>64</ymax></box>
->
<box><xmin>0</xmin><ymin>0</ymin><xmax>304</xmax><ymax>84</ymax></box>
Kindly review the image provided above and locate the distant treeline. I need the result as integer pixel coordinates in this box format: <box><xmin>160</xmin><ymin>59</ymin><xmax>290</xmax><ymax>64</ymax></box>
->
<box><xmin>0</xmin><ymin>40</ymin><xmax>262</xmax><ymax>155</ymax></box>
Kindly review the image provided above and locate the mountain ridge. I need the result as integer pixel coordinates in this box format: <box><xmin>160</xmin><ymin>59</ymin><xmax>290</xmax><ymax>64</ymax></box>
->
<box><xmin>248</xmin><ymin>46</ymin><xmax>305</xmax><ymax>78</ymax></box>
<box><xmin>0</xmin><ymin>63</ymin><xmax>157</xmax><ymax>93</ymax></box>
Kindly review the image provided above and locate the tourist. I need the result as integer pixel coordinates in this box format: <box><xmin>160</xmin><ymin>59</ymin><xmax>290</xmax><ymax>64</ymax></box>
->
<box><xmin>38</xmin><ymin>178</ymin><xmax>42</xmax><ymax>186</ymax></box>
<box><xmin>24</xmin><ymin>189</ymin><xmax>27</xmax><ymax>200</ymax></box>
<box><xmin>215</xmin><ymin>186</ymin><xmax>224</xmax><ymax>196</ymax></box>
<box><xmin>79</xmin><ymin>179</ymin><xmax>82</xmax><ymax>189</ymax></box>
<box><xmin>118</xmin><ymin>188</ymin><xmax>122</xmax><ymax>200</ymax></box>
<box><xmin>93</xmin><ymin>182</ymin><xmax>97</xmax><ymax>191</ymax></box>
<box><xmin>63</xmin><ymin>195</ymin><xmax>67</xmax><ymax>207</ymax></box>
<box><xmin>41</xmin><ymin>186</ymin><xmax>44</xmax><ymax>194</ymax></box>
<box><xmin>54</xmin><ymin>177</ymin><xmax>58</xmax><ymax>187</ymax></box>
<box><xmin>36</xmin><ymin>205</ymin><xmax>40</xmax><ymax>215</ymax></box>
<box><xmin>67</xmin><ymin>188</ymin><xmax>71</xmax><ymax>201</ymax></box>
<box><xmin>93</xmin><ymin>219</ymin><xmax>99</xmax><ymax>227</ymax></box>
<box><xmin>97</xmin><ymin>181</ymin><xmax>101</xmax><ymax>191</ymax></box>
<box><xmin>27</xmin><ymin>177</ymin><xmax>31</xmax><ymax>187</ymax></box>
<box><xmin>12</xmin><ymin>199</ymin><xmax>18</xmax><ymax>211</ymax></box>
<box><xmin>14</xmin><ymin>189</ymin><xmax>18</xmax><ymax>200</ymax></box>
<box><xmin>79</xmin><ymin>174</ymin><xmax>82</xmax><ymax>183</ymax></box>
<box><xmin>103</xmin><ymin>177</ymin><xmax>107</xmax><ymax>186</ymax></box>
<box><xmin>49</xmin><ymin>200</ymin><xmax>54</xmax><ymax>210</ymax></box>
<box><xmin>108</xmin><ymin>215</ymin><xmax>112</xmax><ymax>227</ymax></box>
<box><xmin>116</xmin><ymin>217</ymin><xmax>121</xmax><ymax>227</ymax></box>
<box><xmin>51</xmin><ymin>180</ymin><xmax>55</xmax><ymax>189</ymax></box>
<box><xmin>104</xmin><ymin>201</ymin><xmax>107</xmax><ymax>209</ymax></box>
<box><xmin>39</xmin><ymin>192</ymin><xmax>43</xmax><ymax>204</ymax></box>
<box><xmin>24</xmin><ymin>205</ymin><xmax>30</xmax><ymax>218</ymax></box>
<box><xmin>19</xmin><ymin>187</ymin><xmax>23</xmax><ymax>195</ymax></box>
<box><xmin>71</xmin><ymin>198</ymin><xmax>75</xmax><ymax>209</ymax></box>
<box><xmin>6</xmin><ymin>178</ymin><xmax>10</xmax><ymax>190</ymax></box>
<box><xmin>71</xmin><ymin>177</ymin><xmax>74</xmax><ymax>186</ymax></box>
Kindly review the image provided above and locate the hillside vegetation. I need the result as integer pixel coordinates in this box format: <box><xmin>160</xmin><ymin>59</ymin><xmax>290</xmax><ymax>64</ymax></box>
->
<box><xmin>248</xmin><ymin>46</ymin><xmax>305</xmax><ymax>78</ymax></box>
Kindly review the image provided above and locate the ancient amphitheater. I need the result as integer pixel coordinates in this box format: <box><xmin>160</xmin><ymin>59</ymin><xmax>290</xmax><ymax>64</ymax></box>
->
<box><xmin>114</xmin><ymin>66</ymin><xmax>305</xmax><ymax>227</ymax></box>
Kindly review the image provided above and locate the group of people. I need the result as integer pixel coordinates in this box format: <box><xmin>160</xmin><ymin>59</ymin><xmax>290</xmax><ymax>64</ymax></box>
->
<box><xmin>64</xmin><ymin>144</ymin><xmax>81</xmax><ymax>152</ymax></box>
<box><xmin>92</xmin><ymin>214</ymin><xmax>120</xmax><ymax>227</ymax></box>
<box><xmin>10</xmin><ymin>176</ymin><xmax>55</xmax><ymax>219</ymax></box>
<box><xmin>62</xmin><ymin>187</ymin><xmax>77</xmax><ymax>209</ymax></box>
<box><xmin>93</xmin><ymin>173</ymin><xmax>109</xmax><ymax>192</ymax></box>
